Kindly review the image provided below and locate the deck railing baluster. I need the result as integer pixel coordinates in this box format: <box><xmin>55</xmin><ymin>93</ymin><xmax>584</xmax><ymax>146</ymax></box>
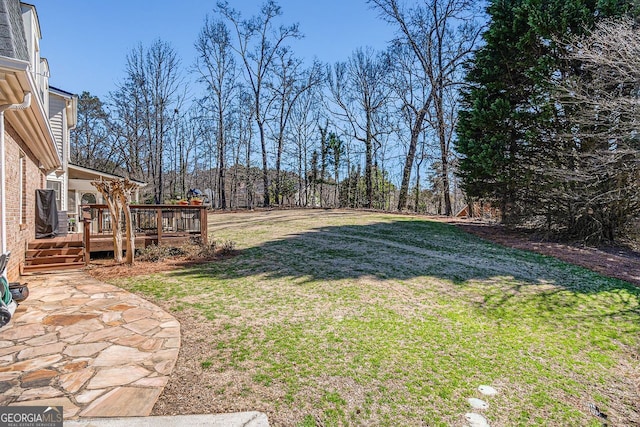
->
<box><xmin>78</xmin><ymin>204</ymin><xmax>207</xmax><ymax>254</ymax></box>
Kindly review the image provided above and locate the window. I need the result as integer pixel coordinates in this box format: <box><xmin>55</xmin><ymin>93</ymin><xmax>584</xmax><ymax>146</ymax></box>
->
<box><xmin>19</xmin><ymin>152</ymin><xmax>26</xmax><ymax>224</ymax></box>
<box><xmin>81</xmin><ymin>193</ymin><xmax>96</xmax><ymax>205</ymax></box>
<box><xmin>46</xmin><ymin>180</ymin><xmax>61</xmax><ymax>211</ymax></box>
<box><xmin>67</xmin><ymin>190</ymin><xmax>76</xmax><ymax>214</ymax></box>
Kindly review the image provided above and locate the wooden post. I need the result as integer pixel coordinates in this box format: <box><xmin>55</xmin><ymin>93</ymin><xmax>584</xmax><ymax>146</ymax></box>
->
<box><xmin>122</xmin><ymin>203</ymin><xmax>134</xmax><ymax>264</ymax></box>
<box><xmin>117</xmin><ymin>180</ymin><xmax>138</xmax><ymax>265</ymax></box>
<box><xmin>97</xmin><ymin>209</ymin><xmax>103</xmax><ymax>234</ymax></box>
<box><xmin>82</xmin><ymin>207</ymin><xmax>91</xmax><ymax>265</ymax></box>
<box><xmin>200</xmin><ymin>206</ymin><xmax>208</xmax><ymax>246</ymax></box>
<box><xmin>156</xmin><ymin>208</ymin><xmax>163</xmax><ymax>245</ymax></box>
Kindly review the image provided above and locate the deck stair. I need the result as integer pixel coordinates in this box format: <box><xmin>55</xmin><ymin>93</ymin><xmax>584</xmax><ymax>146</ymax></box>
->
<box><xmin>23</xmin><ymin>236</ymin><xmax>85</xmax><ymax>273</ymax></box>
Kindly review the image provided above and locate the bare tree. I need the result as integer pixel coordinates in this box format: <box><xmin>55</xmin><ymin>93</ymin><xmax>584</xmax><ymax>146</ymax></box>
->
<box><xmin>195</xmin><ymin>16</ymin><xmax>238</xmax><ymax>209</ymax></box>
<box><xmin>113</xmin><ymin>41</ymin><xmax>184</xmax><ymax>203</ymax></box>
<box><xmin>268</xmin><ymin>49</ymin><xmax>322</xmax><ymax>205</ymax></box>
<box><xmin>92</xmin><ymin>178</ymin><xmax>139</xmax><ymax>264</ymax></box>
<box><xmin>387</xmin><ymin>41</ymin><xmax>432</xmax><ymax>211</ymax></box>
<box><xmin>551</xmin><ymin>18</ymin><xmax>640</xmax><ymax>241</ymax></box>
<box><xmin>287</xmin><ymin>86</ymin><xmax>320</xmax><ymax>207</ymax></box>
<box><xmin>371</xmin><ymin>0</ymin><xmax>482</xmax><ymax>214</ymax></box>
<box><xmin>328</xmin><ymin>132</ymin><xmax>345</xmax><ymax>206</ymax></box>
<box><xmin>110</xmin><ymin>77</ymin><xmax>147</xmax><ymax>184</ymax></box>
<box><xmin>219</xmin><ymin>0</ymin><xmax>301</xmax><ymax>207</ymax></box>
<box><xmin>237</xmin><ymin>88</ymin><xmax>256</xmax><ymax>209</ymax></box>
<box><xmin>318</xmin><ymin>122</ymin><xmax>328</xmax><ymax>207</ymax></box>
<box><xmin>328</xmin><ymin>48</ymin><xmax>391</xmax><ymax>208</ymax></box>
<box><xmin>175</xmin><ymin>108</ymin><xmax>200</xmax><ymax>199</ymax></box>
<box><xmin>71</xmin><ymin>92</ymin><xmax>122</xmax><ymax>172</ymax></box>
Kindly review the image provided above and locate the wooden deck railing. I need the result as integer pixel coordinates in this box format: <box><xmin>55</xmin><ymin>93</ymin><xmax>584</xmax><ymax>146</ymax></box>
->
<box><xmin>81</xmin><ymin>204</ymin><xmax>208</xmax><ymax>262</ymax></box>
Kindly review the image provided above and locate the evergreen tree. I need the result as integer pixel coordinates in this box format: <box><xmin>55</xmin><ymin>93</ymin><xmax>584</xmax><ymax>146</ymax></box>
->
<box><xmin>455</xmin><ymin>0</ymin><xmax>638</xmax><ymax>227</ymax></box>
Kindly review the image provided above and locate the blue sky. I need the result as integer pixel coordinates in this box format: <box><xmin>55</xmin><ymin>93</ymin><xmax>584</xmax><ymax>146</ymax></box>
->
<box><xmin>29</xmin><ymin>0</ymin><xmax>395</xmax><ymax>99</ymax></box>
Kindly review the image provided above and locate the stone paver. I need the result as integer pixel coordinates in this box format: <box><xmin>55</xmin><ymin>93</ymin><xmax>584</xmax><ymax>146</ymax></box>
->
<box><xmin>0</xmin><ymin>270</ymin><xmax>181</xmax><ymax>420</ymax></box>
<box><xmin>65</xmin><ymin>412</ymin><xmax>271</xmax><ymax>427</ymax></box>
<box><xmin>80</xmin><ymin>387</ymin><xmax>162</xmax><ymax>417</ymax></box>
<box><xmin>64</xmin><ymin>411</ymin><xmax>269</xmax><ymax>427</ymax></box>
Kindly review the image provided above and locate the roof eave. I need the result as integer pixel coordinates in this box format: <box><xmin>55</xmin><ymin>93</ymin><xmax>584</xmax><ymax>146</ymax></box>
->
<box><xmin>0</xmin><ymin>56</ymin><xmax>60</xmax><ymax>171</ymax></box>
<box><xmin>67</xmin><ymin>163</ymin><xmax>147</xmax><ymax>186</ymax></box>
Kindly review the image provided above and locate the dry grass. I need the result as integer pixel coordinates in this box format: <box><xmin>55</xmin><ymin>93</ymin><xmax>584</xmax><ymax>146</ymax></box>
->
<box><xmin>106</xmin><ymin>210</ymin><xmax>640</xmax><ymax>426</ymax></box>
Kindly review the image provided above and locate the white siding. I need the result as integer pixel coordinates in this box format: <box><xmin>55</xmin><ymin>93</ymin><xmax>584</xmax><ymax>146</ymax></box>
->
<box><xmin>49</xmin><ymin>95</ymin><xmax>65</xmax><ymax>161</ymax></box>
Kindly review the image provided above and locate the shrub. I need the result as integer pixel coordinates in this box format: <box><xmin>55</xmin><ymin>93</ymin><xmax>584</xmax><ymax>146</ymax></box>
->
<box><xmin>135</xmin><ymin>239</ymin><xmax>236</xmax><ymax>262</ymax></box>
<box><xmin>136</xmin><ymin>244</ymin><xmax>186</xmax><ymax>262</ymax></box>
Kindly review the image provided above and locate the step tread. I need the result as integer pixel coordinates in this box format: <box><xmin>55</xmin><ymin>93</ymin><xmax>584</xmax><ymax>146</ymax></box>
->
<box><xmin>26</xmin><ymin>251</ymin><xmax>83</xmax><ymax>259</ymax></box>
<box><xmin>25</xmin><ymin>256</ymin><xmax>84</xmax><ymax>266</ymax></box>
<box><xmin>28</xmin><ymin>241</ymin><xmax>83</xmax><ymax>250</ymax></box>
<box><xmin>22</xmin><ymin>262</ymin><xmax>85</xmax><ymax>272</ymax></box>
<box><xmin>25</xmin><ymin>253</ymin><xmax>84</xmax><ymax>260</ymax></box>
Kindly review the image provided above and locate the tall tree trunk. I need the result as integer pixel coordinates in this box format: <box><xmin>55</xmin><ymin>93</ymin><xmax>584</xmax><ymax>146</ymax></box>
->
<box><xmin>334</xmin><ymin>168</ymin><xmax>339</xmax><ymax>208</ymax></box>
<box><xmin>275</xmin><ymin>134</ymin><xmax>284</xmax><ymax>206</ymax></box>
<box><xmin>414</xmin><ymin>142</ymin><xmax>425</xmax><ymax>213</ymax></box>
<box><xmin>297</xmin><ymin>139</ymin><xmax>303</xmax><ymax>207</ymax></box>
<box><xmin>320</xmin><ymin>128</ymin><xmax>327</xmax><ymax>208</ymax></box>
<box><xmin>398</xmin><ymin>110</ymin><xmax>426</xmax><ymax>211</ymax></box>
<box><xmin>365</xmin><ymin>137</ymin><xmax>373</xmax><ymax>209</ymax></box>
<box><xmin>435</xmin><ymin>95</ymin><xmax>452</xmax><ymax>216</ymax></box>
<box><xmin>258</xmin><ymin>121</ymin><xmax>270</xmax><ymax>207</ymax></box>
<box><xmin>122</xmin><ymin>202</ymin><xmax>134</xmax><ymax>265</ymax></box>
<box><xmin>246</xmin><ymin>126</ymin><xmax>252</xmax><ymax>210</ymax></box>
<box><xmin>117</xmin><ymin>179</ymin><xmax>139</xmax><ymax>265</ymax></box>
<box><xmin>218</xmin><ymin>106</ymin><xmax>227</xmax><ymax>209</ymax></box>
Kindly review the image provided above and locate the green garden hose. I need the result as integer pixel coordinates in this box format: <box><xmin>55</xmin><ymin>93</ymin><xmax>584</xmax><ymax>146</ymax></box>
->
<box><xmin>1</xmin><ymin>276</ymin><xmax>11</xmax><ymax>305</ymax></box>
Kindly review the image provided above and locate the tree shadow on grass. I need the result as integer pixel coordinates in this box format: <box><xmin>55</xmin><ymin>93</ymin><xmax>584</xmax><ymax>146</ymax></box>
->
<box><xmin>153</xmin><ymin>217</ymin><xmax>640</xmax><ymax>427</ymax></box>
<box><xmin>167</xmin><ymin>219</ymin><xmax>640</xmax><ymax>320</ymax></box>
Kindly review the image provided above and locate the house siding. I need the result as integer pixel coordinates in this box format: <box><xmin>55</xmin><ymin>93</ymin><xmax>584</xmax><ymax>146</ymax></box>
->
<box><xmin>47</xmin><ymin>93</ymin><xmax>67</xmax><ymax>211</ymax></box>
<box><xmin>49</xmin><ymin>94</ymin><xmax>64</xmax><ymax>161</ymax></box>
<box><xmin>4</xmin><ymin>120</ymin><xmax>44</xmax><ymax>281</ymax></box>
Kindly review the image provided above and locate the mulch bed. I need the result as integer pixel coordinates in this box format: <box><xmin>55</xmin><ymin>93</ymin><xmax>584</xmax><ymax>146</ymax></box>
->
<box><xmin>442</xmin><ymin>218</ymin><xmax>640</xmax><ymax>287</ymax></box>
<box><xmin>85</xmin><ymin>256</ymin><xmax>221</xmax><ymax>280</ymax></box>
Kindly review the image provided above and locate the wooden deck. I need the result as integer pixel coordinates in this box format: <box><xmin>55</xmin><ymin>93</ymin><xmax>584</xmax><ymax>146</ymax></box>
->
<box><xmin>81</xmin><ymin>204</ymin><xmax>208</xmax><ymax>261</ymax></box>
<box><xmin>25</xmin><ymin>204</ymin><xmax>209</xmax><ymax>272</ymax></box>
<box><xmin>28</xmin><ymin>233</ymin><xmax>83</xmax><ymax>247</ymax></box>
<box><xmin>87</xmin><ymin>233</ymin><xmax>198</xmax><ymax>252</ymax></box>
<box><xmin>29</xmin><ymin>232</ymin><xmax>197</xmax><ymax>253</ymax></box>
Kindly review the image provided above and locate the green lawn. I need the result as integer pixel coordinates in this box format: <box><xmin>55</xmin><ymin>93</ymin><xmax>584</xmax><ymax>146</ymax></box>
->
<box><xmin>110</xmin><ymin>210</ymin><xmax>640</xmax><ymax>426</ymax></box>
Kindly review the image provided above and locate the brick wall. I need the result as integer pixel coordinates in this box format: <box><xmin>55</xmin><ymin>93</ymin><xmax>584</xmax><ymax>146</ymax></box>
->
<box><xmin>4</xmin><ymin>121</ymin><xmax>45</xmax><ymax>280</ymax></box>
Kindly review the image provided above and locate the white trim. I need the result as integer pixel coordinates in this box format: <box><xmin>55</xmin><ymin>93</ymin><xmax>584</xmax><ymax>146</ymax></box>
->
<box><xmin>19</xmin><ymin>151</ymin><xmax>25</xmax><ymax>224</ymax></box>
<box><xmin>67</xmin><ymin>163</ymin><xmax>146</xmax><ymax>186</ymax></box>
<box><xmin>0</xmin><ymin>56</ymin><xmax>60</xmax><ymax>171</ymax></box>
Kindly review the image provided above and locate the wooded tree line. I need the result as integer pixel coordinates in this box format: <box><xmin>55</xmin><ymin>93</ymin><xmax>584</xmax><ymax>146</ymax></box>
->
<box><xmin>71</xmin><ymin>0</ymin><xmax>477</xmax><ymax>215</ymax></box>
<box><xmin>71</xmin><ymin>0</ymin><xmax>640</xmax><ymax>243</ymax></box>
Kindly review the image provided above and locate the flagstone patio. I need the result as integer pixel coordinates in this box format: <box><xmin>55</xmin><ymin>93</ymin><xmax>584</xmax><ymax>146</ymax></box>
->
<box><xmin>0</xmin><ymin>270</ymin><xmax>181</xmax><ymax>419</ymax></box>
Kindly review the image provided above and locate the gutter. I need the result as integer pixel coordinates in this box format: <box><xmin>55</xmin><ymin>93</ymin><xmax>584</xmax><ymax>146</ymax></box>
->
<box><xmin>0</xmin><ymin>56</ymin><xmax>60</xmax><ymax>172</ymax></box>
<box><xmin>0</xmin><ymin>93</ymin><xmax>32</xmax><ymax>267</ymax></box>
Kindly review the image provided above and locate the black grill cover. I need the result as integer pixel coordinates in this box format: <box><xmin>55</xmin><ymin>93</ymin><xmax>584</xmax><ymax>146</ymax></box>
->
<box><xmin>35</xmin><ymin>189</ymin><xmax>58</xmax><ymax>239</ymax></box>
